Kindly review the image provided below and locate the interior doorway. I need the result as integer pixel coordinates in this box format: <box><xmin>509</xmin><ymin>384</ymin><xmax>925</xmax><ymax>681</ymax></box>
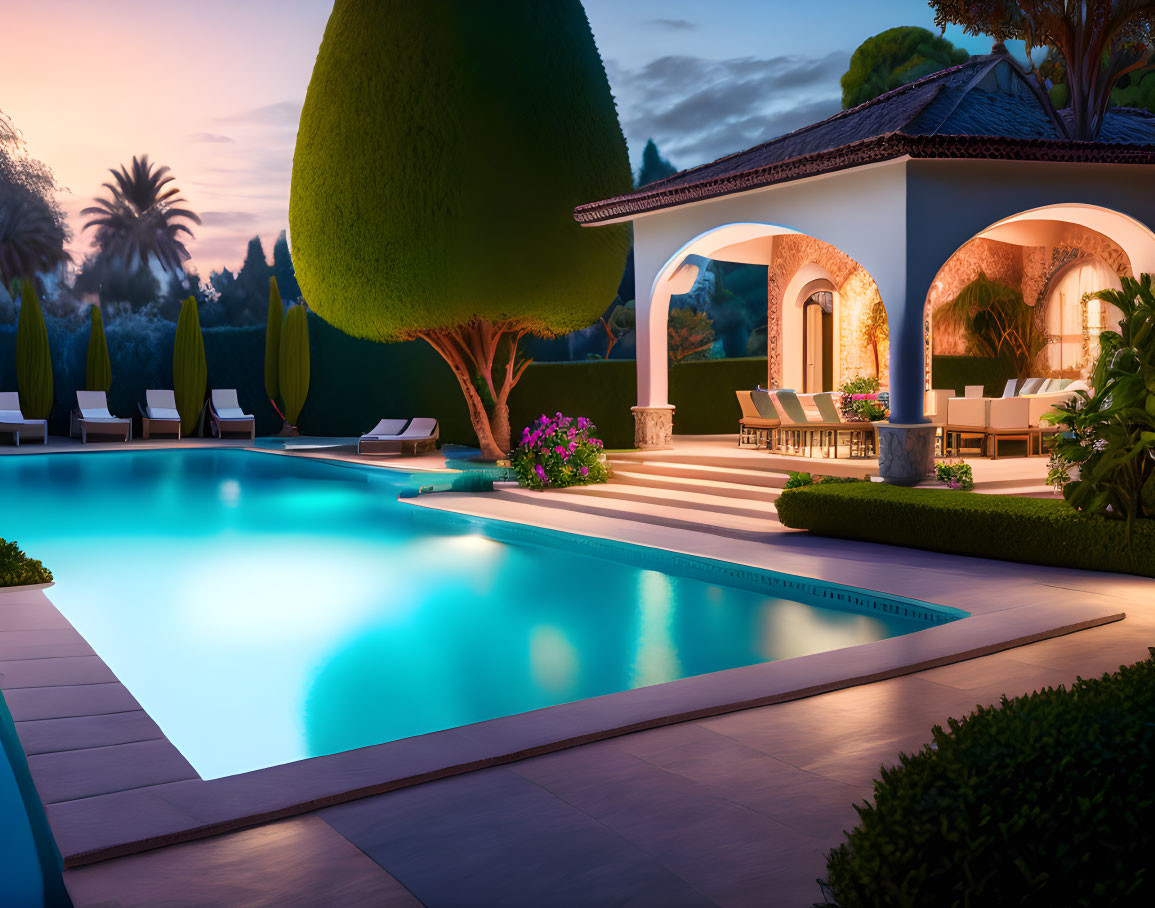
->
<box><xmin>802</xmin><ymin>289</ymin><xmax>834</xmax><ymax>392</ymax></box>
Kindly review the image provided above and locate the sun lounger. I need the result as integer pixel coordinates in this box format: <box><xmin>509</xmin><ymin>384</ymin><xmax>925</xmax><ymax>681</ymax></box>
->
<box><xmin>0</xmin><ymin>391</ymin><xmax>47</xmax><ymax>446</ymax></box>
<box><xmin>812</xmin><ymin>392</ymin><xmax>876</xmax><ymax>457</ymax></box>
<box><xmin>358</xmin><ymin>418</ymin><xmax>439</xmax><ymax>455</ymax></box>
<box><xmin>772</xmin><ymin>390</ymin><xmax>843</xmax><ymax>457</ymax></box>
<box><xmin>735</xmin><ymin>391</ymin><xmax>779</xmax><ymax>448</ymax></box>
<box><xmin>71</xmin><ymin>390</ymin><xmax>132</xmax><ymax>443</ymax></box>
<box><xmin>139</xmin><ymin>390</ymin><xmax>182</xmax><ymax>440</ymax></box>
<box><xmin>209</xmin><ymin>390</ymin><xmax>255</xmax><ymax>440</ymax></box>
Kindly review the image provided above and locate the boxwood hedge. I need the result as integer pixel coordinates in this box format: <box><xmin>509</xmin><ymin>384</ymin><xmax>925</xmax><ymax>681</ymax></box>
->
<box><xmin>774</xmin><ymin>482</ymin><xmax>1155</xmax><ymax>578</ymax></box>
<box><xmin>818</xmin><ymin>651</ymin><xmax>1155</xmax><ymax>907</ymax></box>
<box><xmin>0</xmin><ymin>539</ymin><xmax>52</xmax><ymax>588</ymax></box>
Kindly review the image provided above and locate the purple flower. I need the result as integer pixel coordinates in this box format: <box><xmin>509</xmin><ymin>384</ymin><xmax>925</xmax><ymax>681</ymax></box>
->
<box><xmin>579</xmin><ymin>465</ymin><xmax>589</xmax><ymax>476</ymax></box>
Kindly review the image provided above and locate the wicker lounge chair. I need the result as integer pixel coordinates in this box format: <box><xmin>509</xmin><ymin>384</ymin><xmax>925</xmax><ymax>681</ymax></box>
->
<box><xmin>0</xmin><ymin>391</ymin><xmax>47</xmax><ymax>445</ymax></box>
<box><xmin>735</xmin><ymin>391</ymin><xmax>780</xmax><ymax>448</ymax></box>
<box><xmin>358</xmin><ymin>418</ymin><xmax>439</xmax><ymax>455</ymax></box>
<box><xmin>209</xmin><ymin>390</ymin><xmax>255</xmax><ymax>440</ymax></box>
<box><xmin>139</xmin><ymin>390</ymin><xmax>182</xmax><ymax>440</ymax></box>
<box><xmin>71</xmin><ymin>391</ymin><xmax>132</xmax><ymax>443</ymax></box>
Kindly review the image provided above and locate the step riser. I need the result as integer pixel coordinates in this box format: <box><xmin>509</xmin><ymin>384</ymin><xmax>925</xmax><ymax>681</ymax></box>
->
<box><xmin>612</xmin><ymin>473</ymin><xmax>781</xmax><ymax>502</ymax></box>
<box><xmin>610</xmin><ymin>462</ymin><xmax>788</xmax><ymax>489</ymax></box>
<box><xmin>572</xmin><ymin>486</ymin><xmax>775</xmax><ymax>519</ymax></box>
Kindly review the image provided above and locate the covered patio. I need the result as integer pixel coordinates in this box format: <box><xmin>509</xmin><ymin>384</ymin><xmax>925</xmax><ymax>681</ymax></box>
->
<box><xmin>576</xmin><ymin>46</ymin><xmax>1155</xmax><ymax>484</ymax></box>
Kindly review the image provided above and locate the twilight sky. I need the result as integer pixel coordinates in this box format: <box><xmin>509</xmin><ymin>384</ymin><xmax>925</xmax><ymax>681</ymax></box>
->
<box><xmin>0</xmin><ymin>0</ymin><xmax>1001</xmax><ymax>275</ymax></box>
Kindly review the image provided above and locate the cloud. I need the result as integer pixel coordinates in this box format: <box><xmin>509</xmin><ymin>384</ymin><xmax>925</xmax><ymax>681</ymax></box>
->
<box><xmin>199</xmin><ymin>210</ymin><xmax>259</xmax><ymax>226</ymax></box>
<box><xmin>215</xmin><ymin>101</ymin><xmax>301</xmax><ymax>126</ymax></box>
<box><xmin>645</xmin><ymin>18</ymin><xmax>696</xmax><ymax>31</ymax></box>
<box><xmin>610</xmin><ymin>51</ymin><xmax>849</xmax><ymax>169</ymax></box>
<box><xmin>187</xmin><ymin>132</ymin><xmax>235</xmax><ymax>144</ymax></box>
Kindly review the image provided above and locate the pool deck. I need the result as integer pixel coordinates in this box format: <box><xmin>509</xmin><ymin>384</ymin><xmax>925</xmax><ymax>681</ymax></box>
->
<box><xmin>2</xmin><ymin>438</ymin><xmax>1152</xmax><ymax>905</ymax></box>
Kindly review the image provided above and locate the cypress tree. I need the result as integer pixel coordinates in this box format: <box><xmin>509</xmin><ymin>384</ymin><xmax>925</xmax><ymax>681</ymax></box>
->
<box><xmin>85</xmin><ymin>305</ymin><xmax>112</xmax><ymax>393</ymax></box>
<box><xmin>278</xmin><ymin>304</ymin><xmax>310</xmax><ymax>428</ymax></box>
<box><xmin>14</xmin><ymin>278</ymin><xmax>53</xmax><ymax>420</ymax></box>
<box><xmin>290</xmin><ymin>0</ymin><xmax>632</xmax><ymax>459</ymax></box>
<box><xmin>265</xmin><ymin>276</ymin><xmax>283</xmax><ymax>405</ymax></box>
<box><xmin>172</xmin><ymin>296</ymin><xmax>207</xmax><ymax>435</ymax></box>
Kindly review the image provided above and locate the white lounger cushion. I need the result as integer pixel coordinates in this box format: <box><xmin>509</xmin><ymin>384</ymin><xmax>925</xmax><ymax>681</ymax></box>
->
<box><xmin>76</xmin><ymin>390</ymin><xmax>119</xmax><ymax>420</ymax></box>
<box><xmin>400</xmin><ymin>417</ymin><xmax>438</xmax><ymax>438</ymax></box>
<box><xmin>363</xmin><ymin>419</ymin><xmax>408</xmax><ymax>439</ymax></box>
<box><xmin>0</xmin><ymin>410</ymin><xmax>27</xmax><ymax>422</ymax></box>
<box><xmin>212</xmin><ymin>390</ymin><xmax>252</xmax><ymax>420</ymax></box>
<box><xmin>0</xmin><ymin>392</ymin><xmax>20</xmax><ymax>412</ymax></box>
<box><xmin>947</xmin><ymin>396</ymin><xmax>988</xmax><ymax>428</ymax></box>
<box><xmin>987</xmin><ymin>396</ymin><xmax>1029</xmax><ymax>429</ymax></box>
<box><xmin>145</xmin><ymin>390</ymin><xmax>180</xmax><ymax>419</ymax></box>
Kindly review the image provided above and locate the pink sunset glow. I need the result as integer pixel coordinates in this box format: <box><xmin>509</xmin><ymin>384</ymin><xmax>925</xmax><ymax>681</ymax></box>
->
<box><xmin>1</xmin><ymin>0</ymin><xmax>331</xmax><ymax>273</ymax></box>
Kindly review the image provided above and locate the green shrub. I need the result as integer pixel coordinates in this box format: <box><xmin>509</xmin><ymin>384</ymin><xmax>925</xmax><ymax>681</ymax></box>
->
<box><xmin>85</xmin><ymin>305</ymin><xmax>111</xmax><ymax>392</ymax></box>
<box><xmin>818</xmin><ymin>651</ymin><xmax>1155</xmax><ymax>907</ymax></box>
<box><xmin>173</xmin><ymin>296</ymin><xmax>207</xmax><ymax>435</ymax></box>
<box><xmin>512</xmin><ymin>413</ymin><xmax>610</xmax><ymax>489</ymax></box>
<box><xmin>930</xmin><ymin>353</ymin><xmax>1017</xmax><ymax>397</ymax></box>
<box><xmin>264</xmin><ymin>276</ymin><xmax>282</xmax><ymax>404</ymax></box>
<box><xmin>774</xmin><ymin>482</ymin><xmax>1155</xmax><ymax>577</ymax></box>
<box><xmin>785</xmin><ymin>472</ymin><xmax>864</xmax><ymax>490</ymax></box>
<box><xmin>0</xmin><ymin>539</ymin><xmax>52</xmax><ymax>587</ymax></box>
<box><xmin>14</xmin><ymin>278</ymin><xmax>53</xmax><ymax>420</ymax></box>
<box><xmin>934</xmin><ymin>461</ymin><xmax>974</xmax><ymax>490</ymax></box>
<box><xmin>278</xmin><ymin>304</ymin><xmax>310</xmax><ymax>427</ymax></box>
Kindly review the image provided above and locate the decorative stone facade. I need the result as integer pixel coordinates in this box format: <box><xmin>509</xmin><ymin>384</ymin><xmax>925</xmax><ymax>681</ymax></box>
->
<box><xmin>877</xmin><ymin>423</ymin><xmax>937</xmax><ymax>485</ymax></box>
<box><xmin>765</xmin><ymin>234</ymin><xmax>887</xmax><ymax>388</ymax></box>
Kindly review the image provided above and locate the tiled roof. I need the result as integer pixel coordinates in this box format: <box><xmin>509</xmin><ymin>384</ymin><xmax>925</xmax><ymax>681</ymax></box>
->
<box><xmin>576</xmin><ymin>52</ymin><xmax>1155</xmax><ymax>224</ymax></box>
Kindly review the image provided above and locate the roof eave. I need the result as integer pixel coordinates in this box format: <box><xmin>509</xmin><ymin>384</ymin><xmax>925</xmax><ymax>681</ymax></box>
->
<box><xmin>574</xmin><ymin>134</ymin><xmax>1155</xmax><ymax>225</ymax></box>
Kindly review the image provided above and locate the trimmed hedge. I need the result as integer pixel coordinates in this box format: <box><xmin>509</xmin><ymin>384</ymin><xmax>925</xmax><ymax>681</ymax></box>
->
<box><xmin>930</xmin><ymin>353</ymin><xmax>1018</xmax><ymax>397</ymax></box>
<box><xmin>819</xmin><ymin>652</ymin><xmax>1155</xmax><ymax>907</ymax></box>
<box><xmin>0</xmin><ymin>539</ymin><xmax>52</xmax><ymax>588</ymax></box>
<box><xmin>774</xmin><ymin>482</ymin><xmax>1155</xmax><ymax>578</ymax></box>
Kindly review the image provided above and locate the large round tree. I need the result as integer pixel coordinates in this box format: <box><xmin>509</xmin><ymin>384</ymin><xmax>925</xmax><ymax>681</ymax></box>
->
<box><xmin>290</xmin><ymin>0</ymin><xmax>632</xmax><ymax>459</ymax></box>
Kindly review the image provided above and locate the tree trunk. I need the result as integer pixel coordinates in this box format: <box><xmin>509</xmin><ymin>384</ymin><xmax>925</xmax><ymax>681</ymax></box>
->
<box><xmin>418</xmin><ymin>319</ymin><xmax>531</xmax><ymax>462</ymax></box>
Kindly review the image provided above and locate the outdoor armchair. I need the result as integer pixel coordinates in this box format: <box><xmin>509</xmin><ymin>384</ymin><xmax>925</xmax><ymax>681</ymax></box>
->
<box><xmin>209</xmin><ymin>390</ymin><xmax>256</xmax><ymax>440</ymax></box>
<box><xmin>358</xmin><ymin>418</ymin><xmax>439</xmax><ymax>455</ymax></box>
<box><xmin>72</xmin><ymin>391</ymin><xmax>132</xmax><ymax>443</ymax></box>
<box><xmin>0</xmin><ymin>391</ymin><xmax>47</xmax><ymax>446</ymax></box>
<box><xmin>735</xmin><ymin>391</ymin><xmax>779</xmax><ymax>449</ymax></box>
<box><xmin>139</xmin><ymin>390</ymin><xmax>182</xmax><ymax>440</ymax></box>
<box><xmin>812</xmin><ymin>392</ymin><xmax>876</xmax><ymax>458</ymax></box>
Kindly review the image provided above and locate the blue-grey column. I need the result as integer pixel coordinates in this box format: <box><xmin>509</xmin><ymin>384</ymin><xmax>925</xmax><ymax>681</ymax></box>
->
<box><xmin>886</xmin><ymin>294</ymin><xmax>926</xmax><ymax>426</ymax></box>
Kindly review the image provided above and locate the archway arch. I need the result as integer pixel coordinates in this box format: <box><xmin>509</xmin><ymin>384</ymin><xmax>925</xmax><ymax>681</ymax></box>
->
<box><xmin>634</xmin><ymin>221</ymin><xmax>889</xmax><ymax>446</ymax></box>
<box><xmin>922</xmin><ymin>203</ymin><xmax>1153</xmax><ymax>391</ymax></box>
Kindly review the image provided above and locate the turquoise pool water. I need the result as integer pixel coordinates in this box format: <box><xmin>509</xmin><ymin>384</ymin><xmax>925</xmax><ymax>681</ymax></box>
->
<box><xmin>1</xmin><ymin>450</ymin><xmax>954</xmax><ymax>779</ymax></box>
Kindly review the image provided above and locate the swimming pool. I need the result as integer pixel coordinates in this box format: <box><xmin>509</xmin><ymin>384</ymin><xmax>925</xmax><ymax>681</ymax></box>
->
<box><xmin>1</xmin><ymin>449</ymin><xmax>959</xmax><ymax>779</ymax></box>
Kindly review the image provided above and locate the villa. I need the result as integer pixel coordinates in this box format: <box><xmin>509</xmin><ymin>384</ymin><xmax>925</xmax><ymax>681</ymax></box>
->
<box><xmin>576</xmin><ymin>44</ymin><xmax>1155</xmax><ymax>482</ymax></box>
<box><xmin>2</xmin><ymin>12</ymin><xmax>1155</xmax><ymax>908</ymax></box>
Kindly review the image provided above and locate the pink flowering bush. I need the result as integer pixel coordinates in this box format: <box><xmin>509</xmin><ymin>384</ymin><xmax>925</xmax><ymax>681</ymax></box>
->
<box><xmin>512</xmin><ymin>413</ymin><xmax>610</xmax><ymax>490</ymax></box>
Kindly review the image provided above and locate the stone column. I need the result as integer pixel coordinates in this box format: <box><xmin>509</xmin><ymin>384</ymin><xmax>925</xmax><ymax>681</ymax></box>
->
<box><xmin>876</xmin><ymin>422</ymin><xmax>936</xmax><ymax>485</ymax></box>
<box><xmin>632</xmin><ymin>405</ymin><xmax>675</xmax><ymax>450</ymax></box>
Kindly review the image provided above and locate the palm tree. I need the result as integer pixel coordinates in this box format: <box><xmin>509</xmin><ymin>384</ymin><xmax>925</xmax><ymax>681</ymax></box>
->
<box><xmin>0</xmin><ymin>184</ymin><xmax>68</xmax><ymax>288</ymax></box>
<box><xmin>81</xmin><ymin>155</ymin><xmax>200</xmax><ymax>273</ymax></box>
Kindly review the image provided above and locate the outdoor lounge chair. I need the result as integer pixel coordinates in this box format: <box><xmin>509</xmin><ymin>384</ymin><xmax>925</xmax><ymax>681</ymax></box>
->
<box><xmin>0</xmin><ymin>391</ymin><xmax>47</xmax><ymax>446</ymax></box>
<box><xmin>945</xmin><ymin>396</ymin><xmax>988</xmax><ymax>457</ymax></box>
<box><xmin>983</xmin><ymin>396</ymin><xmax>1033</xmax><ymax>459</ymax></box>
<box><xmin>358</xmin><ymin>418</ymin><xmax>439</xmax><ymax>455</ymax></box>
<box><xmin>209</xmin><ymin>390</ymin><xmax>255</xmax><ymax>440</ymax></box>
<box><xmin>812</xmin><ymin>392</ymin><xmax>876</xmax><ymax>458</ymax></box>
<box><xmin>71</xmin><ymin>391</ymin><xmax>132</xmax><ymax>443</ymax></box>
<box><xmin>735</xmin><ymin>391</ymin><xmax>779</xmax><ymax>449</ymax></box>
<box><xmin>139</xmin><ymin>390</ymin><xmax>182</xmax><ymax>440</ymax></box>
<box><xmin>772</xmin><ymin>390</ymin><xmax>841</xmax><ymax>457</ymax></box>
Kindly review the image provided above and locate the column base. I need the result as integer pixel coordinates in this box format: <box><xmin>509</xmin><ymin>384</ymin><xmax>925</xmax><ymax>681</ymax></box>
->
<box><xmin>876</xmin><ymin>422</ymin><xmax>936</xmax><ymax>486</ymax></box>
<box><xmin>631</xmin><ymin>405</ymin><xmax>675</xmax><ymax>450</ymax></box>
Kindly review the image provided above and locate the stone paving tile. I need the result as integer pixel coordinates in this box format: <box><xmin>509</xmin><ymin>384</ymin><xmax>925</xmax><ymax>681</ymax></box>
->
<box><xmin>0</xmin><ymin>628</ymin><xmax>94</xmax><ymax>661</ymax></box>
<box><xmin>0</xmin><ymin>654</ymin><xmax>118</xmax><ymax>689</ymax></box>
<box><xmin>2</xmin><ymin>682</ymin><xmax>141</xmax><ymax>721</ymax></box>
<box><xmin>17</xmin><ymin>710</ymin><xmax>164</xmax><ymax>755</ymax></box>
<box><xmin>320</xmin><ymin>766</ymin><xmax>715</xmax><ymax>908</ymax></box>
<box><xmin>27</xmin><ymin>738</ymin><xmax>198</xmax><ymax>804</ymax></box>
<box><xmin>64</xmin><ymin>815</ymin><xmax>419</xmax><ymax>908</ymax></box>
<box><xmin>509</xmin><ymin>742</ymin><xmax>829</xmax><ymax>907</ymax></box>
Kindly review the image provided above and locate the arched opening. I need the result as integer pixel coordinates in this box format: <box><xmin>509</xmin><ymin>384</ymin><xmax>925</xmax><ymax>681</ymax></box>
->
<box><xmin>800</xmin><ymin>280</ymin><xmax>834</xmax><ymax>392</ymax></box>
<box><xmin>922</xmin><ymin>204</ymin><xmax>1155</xmax><ymax>393</ymax></box>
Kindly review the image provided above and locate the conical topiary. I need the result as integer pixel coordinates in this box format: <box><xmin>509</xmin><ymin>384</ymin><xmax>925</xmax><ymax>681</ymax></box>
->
<box><xmin>173</xmin><ymin>295</ymin><xmax>207</xmax><ymax>435</ymax></box>
<box><xmin>15</xmin><ymin>278</ymin><xmax>53</xmax><ymax>420</ymax></box>
<box><xmin>278</xmin><ymin>304</ymin><xmax>310</xmax><ymax>427</ymax></box>
<box><xmin>85</xmin><ymin>305</ymin><xmax>112</xmax><ymax>392</ymax></box>
<box><xmin>264</xmin><ymin>275</ymin><xmax>282</xmax><ymax>405</ymax></box>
